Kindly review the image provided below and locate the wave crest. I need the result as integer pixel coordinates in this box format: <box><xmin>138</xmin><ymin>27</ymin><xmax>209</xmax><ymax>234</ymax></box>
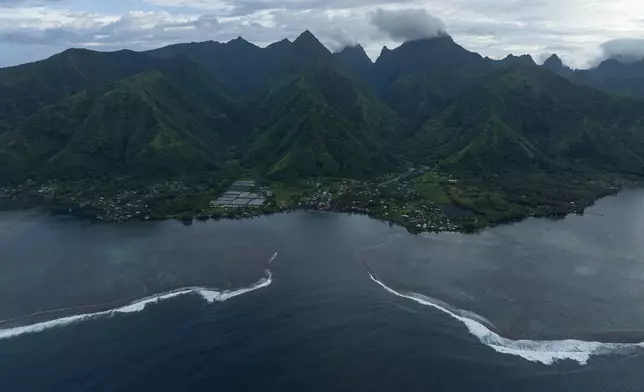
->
<box><xmin>0</xmin><ymin>269</ymin><xmax>273</xmax><ymax>341</ymax></box>
<box><xmin>368</xmin><ymin>271</ymin><xmax>644</xmax><ymax>365</ymax></box>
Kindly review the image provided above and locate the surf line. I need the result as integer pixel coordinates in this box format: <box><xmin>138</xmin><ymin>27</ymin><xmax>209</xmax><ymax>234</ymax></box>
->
<box><xmin>0</xmin><ymin>259</ymin><xmax>276</xmax><ymax>341</ymax></box>
<box><xmin>367</xmin><ymin>271</ymin><xmax>644</xmax><ymax>366</ymax></box>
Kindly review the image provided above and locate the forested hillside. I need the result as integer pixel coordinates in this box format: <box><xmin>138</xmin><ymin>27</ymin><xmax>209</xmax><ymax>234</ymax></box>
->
<box><xmin>409</xmin><ymin>66</ymin><xmax>644</xmax><ymax>173</ymax></box>
<box><xmin>543</xmin><ymin>54</ymin><xmax>644</xmax><ymax>98</ymax></box>
<box><xmin>2</xmin><ymin>30</ymin><xmax>644</xmax><ymax>189</ymax></box>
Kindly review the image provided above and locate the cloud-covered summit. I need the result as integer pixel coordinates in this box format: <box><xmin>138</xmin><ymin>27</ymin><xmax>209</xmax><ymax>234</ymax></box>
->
<box><xmin>370</xmin><ymin>8</ymin><xmax>447</xmax><ymax>42</ymax></box>
<box><xmin>597</xmin><ymin>38</ymin><xmax>644</xmax><ymax>64</ymax></box>
<box><xmin>1</xmin><ymin>0</ymin><xmax>644</xmax><ymax>69</ymax></box>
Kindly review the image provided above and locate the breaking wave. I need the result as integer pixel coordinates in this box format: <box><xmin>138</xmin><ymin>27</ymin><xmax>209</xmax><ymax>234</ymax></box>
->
<box><xmin>0</xmin><ymin>269</ymin><xmax>273</xmax><ymax>341</ymax></box>
<box><xmin>368</xmin><ymin>271</ymin><xmax>644</xmax><ymax>365</ymax></box>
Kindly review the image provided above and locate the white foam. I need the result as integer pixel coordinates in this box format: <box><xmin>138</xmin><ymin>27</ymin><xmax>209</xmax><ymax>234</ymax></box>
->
<box><xmin>0</xmin><ymin>271</ymin><xmax>273</xmax><ymax>340</ymax></box>
<box><xmin>0</xmin><ymin>313</ymin><xmax>103</xmax><ymax>340</ymax></box>
<box><xmin>198</xmin><ymin>271</ymin><xmax>272</xmax><ymax>303</ymax></box>
<box><xmin>114</xmin><ymin>289</ymin><xmax>195</xmax><ymax>314</ymax></box>
<box><xmin>368</xmin><ymin>272</ymin><xmax>644</xmax><ymax>365</ymax></box>
<box><xmin>269</xmin><ymin>252</ymin><xmax>278</xmax><ymax>264</ymax></box>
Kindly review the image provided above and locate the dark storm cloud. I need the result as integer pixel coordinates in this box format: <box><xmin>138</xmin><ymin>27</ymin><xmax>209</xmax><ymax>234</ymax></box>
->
<box><xmin>370</xmin><ymin>8</ymin><xmax>446</xmax><ymax>42</ymax></box>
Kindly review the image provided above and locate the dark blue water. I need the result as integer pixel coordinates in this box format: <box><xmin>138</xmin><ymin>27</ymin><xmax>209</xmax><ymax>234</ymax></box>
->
<box><xmin>2</xmin><ymin>191</ymin><xmax>644</xmax><ymax>391</ymax></box>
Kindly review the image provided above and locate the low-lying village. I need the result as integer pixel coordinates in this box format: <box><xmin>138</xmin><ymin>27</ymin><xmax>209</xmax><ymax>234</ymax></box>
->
<box><xmin>0</xmin><ymin>169</ymin><xmax>463</xmax><ymax>233</ymax></box>
<box><xmin>293</xmin><ymin>170</ymin><xmax>459</xmax><ymax>233</ymax></box>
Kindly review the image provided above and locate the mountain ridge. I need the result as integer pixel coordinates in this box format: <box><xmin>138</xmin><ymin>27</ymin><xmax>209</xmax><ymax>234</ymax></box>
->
<box><xmin>0</xmin><ymin>71</ymin><xmax>251</xmax><ymax>182</ymax></box>
<box><xmin>2</xmin><ymin>30</ymin><xmax>644</xmax><ymax>187</ymax></box>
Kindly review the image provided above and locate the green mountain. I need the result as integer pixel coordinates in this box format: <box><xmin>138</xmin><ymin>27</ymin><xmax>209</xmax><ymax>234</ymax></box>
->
<box><xmin>0</xmin><ymin>71</ymin><xmax>248</xmax><ymax>183</ymax></box>
<box><xmin>577</xmin><ymin>59</ymin><xmax>644</xmax><ymax>98</ymax></box>
<box><xmin>152</xmin><ymin>31</ymin><xmax>402</xmax><ymax>180</ymax></box>
<box><xmin>246</xmin><ymin>65</ymin><xmax>402</xmax><ymax>179</ymax></box>
<box><xmin>2</xmin><ymin>30</ymin><xmax>644</xmax><ymax>192</ymax></box>
<box><xmin>542</xmin><ymin>54</ymin><xmax>644</xmax><ymax>98</ymax></box>
<box><xmin>0</xmin><ymin>31</ymin><xmax>403</xmax><ymax>183</ymax></box>
<box><xmin>373</xmin><ymin>35</ymin><xmax>494</xmax><ymax>126</ymax></box>
<box><xmin>334</xmin><ymin>44</ymin><xmax>373</xmax><ymax>78</ymax></box>
<box><xmin>146</xmin><ymin>37</ymin><xmax>267</xmax><ymax>94</ymax></box>
<box><xmin>0</xmin><ymin>49</ymin><xmax>164</xmax><ymax>128</ymax></box>
<box><xmin>410</xmin><ymin>66</ymin><xmax>644</xmax><ymax>173</ymax></box>
<box><xmin>147</xmin><ymin>31</ymin><xmax>335</xmax><ymax>96</ymax></box>
<box><xmin>497</xmin><ymin>54</ymin><xmax>537</xmax><ymax>67</ymax></box>
<box><xmin>542</xmin><ymin>54</ymin><xmax>574</xmax><ymax>77</ymax></box>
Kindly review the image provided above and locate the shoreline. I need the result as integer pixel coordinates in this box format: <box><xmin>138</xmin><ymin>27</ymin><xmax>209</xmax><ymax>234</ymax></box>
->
<box><xmin>0</xmin><ymin>185</ymin><xmax>623</xmax><ymax>235</ymax></box>
<box><xmin>1</xmin><ymin>168</ymin><xmax>635</xmax><ymax>234</ymax></box>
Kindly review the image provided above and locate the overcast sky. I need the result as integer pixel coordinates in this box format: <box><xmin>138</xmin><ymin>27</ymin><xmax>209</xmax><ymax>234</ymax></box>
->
<box><xmin>1</xmin><ymin>0</ymin><xmax>643</xmax><ymax>69</ymax></box>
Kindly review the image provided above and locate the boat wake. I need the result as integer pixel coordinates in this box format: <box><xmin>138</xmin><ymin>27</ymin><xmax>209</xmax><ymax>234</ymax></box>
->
<box><xmin>0</xmin><ymin>269</ymin><xmax>273</xmax><ymax>341</ymax></box>
<box><xmin>368</xmin><ymin>271</ymin><xmax>644</xmax><ymax>365</ymax></box>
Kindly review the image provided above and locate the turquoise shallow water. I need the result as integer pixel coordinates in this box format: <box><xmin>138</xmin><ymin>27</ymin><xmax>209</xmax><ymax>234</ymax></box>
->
<box><xmin>2</xmin><ymin>191</ymin><xmax>644</xmax><ymax>391</ymax></box>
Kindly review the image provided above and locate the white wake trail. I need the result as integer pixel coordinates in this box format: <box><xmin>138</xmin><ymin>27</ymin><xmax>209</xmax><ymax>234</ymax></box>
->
<box><xmin>0</xmin><ymin>268</ymin><xmax>274</xmax><ymax>341</ymax></box>
<box><xmin>368</xmin><ymin>271</ymin><xmax>644</xmax><ymax>365</ymax></box>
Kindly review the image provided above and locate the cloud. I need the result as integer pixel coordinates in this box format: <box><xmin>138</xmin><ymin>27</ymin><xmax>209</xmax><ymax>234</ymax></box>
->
<box><xmin>97</xmin><ymin>11</ymin><xmax>222</xmax><ymax>44</ymax></box>
<box><xmin>144</xmin><ymin>0</ymin><xmax>415</xmax><ymax>16</ymax></box>
<box><xmin>369</xmin><ymin>8</ymin><xmax>446</xmax><ymax>42</ymax></box>
<box><xmin>1</xmin><ymin>0</ymin><xmax>644</xmax><ymax>69</ymax></box>
<box><xmin>323</xmin><ymin>26</ymin><xmax>358</xmax><ymax>52</ymax></box>
<box><xmin>0</xmin><ymin>10</ymin><xmax>224</xmax><ymax>47</ymax></box>
<box><xmin>598</xmin><ymin>38</ymin><xmax>644</xmax><ymax>64</ymax></box>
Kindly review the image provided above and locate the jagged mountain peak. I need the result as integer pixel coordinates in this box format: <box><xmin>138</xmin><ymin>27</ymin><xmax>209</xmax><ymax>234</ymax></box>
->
<box><xmin>339</xmin><ymin>43</ymin><xmax>366</xmax><ymax>54</ymax></box>
<box><xmin>294</xmin><ymin>30</ymin><xmax>320</xmax><ymax>45</ymax></box>
<box><xmin>501</xmin><ymin>54</ymin><xmax>536</xmax><ymax>66</ymax></box>
<box><xmin>227</xmin><ymin>36</ymin><xmax>257</xmax><ymax>48</ymax></box>
<box><xmin>542</xmin><ymin>53</ymin><xmax>573</xmax><ymax>76</ymax></box>
<box><xmin>544</xmin><ymin>54</ymin><xmax>564</xmax><ymax>67</ymax></box>
<box><xmin>334</xmin><ymin>43</ymin><xmax>374</xmax><ymax>79</ymax></box>
<box><xmin>379</xmin><ymin>34</ymin><xmax>466</xmax><ymax>58</ymax></box>
<box><xmin>292</xmin><ymin>30</ymin><xmax>331</xmax><ymax>57</ymax></box>
<box><xmin>375</xmin><ymin>32</ymin><xmax>484</xmax><ymax>69</ymax></box>
<box><xmin>336</xmin><ymin>44</ymin><xmax>372</xmax><ymax>64</ymax></box>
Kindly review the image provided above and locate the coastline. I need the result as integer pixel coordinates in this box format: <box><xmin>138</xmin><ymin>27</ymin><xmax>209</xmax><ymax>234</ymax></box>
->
<box><xmin>4</xmin><ymin>190</ymin><xmax>644</xmax><ymax>370</ymax></box>
<box><xmin>0</xmin><ymin>183</ymin><xmax>626</xmax><ymax>235</ymax></box>
<box><xmin>0</xmin><ymin>168</ymin><xmax>636</xmax><ymax>234</ymax></box>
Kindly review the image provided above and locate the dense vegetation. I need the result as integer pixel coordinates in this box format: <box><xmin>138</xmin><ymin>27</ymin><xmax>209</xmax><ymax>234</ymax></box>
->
<box><xmin>409</xmin><ymin>66</ymin><xmax>644</xmax><ymax>174</ymax></box>
<box><xmin>2</xmin><ymin>30</ymin><xmax>644</xmax><ymax>227</ymax></box>
<box><xmin>544</xmin><ymin>54</ymin><xmax>644</xmax><ymax>98</ymax></box>
<box><xmin>0</xmin><ymin>70</ymin><xmax>250</xmax><ymax>183</ymax></box>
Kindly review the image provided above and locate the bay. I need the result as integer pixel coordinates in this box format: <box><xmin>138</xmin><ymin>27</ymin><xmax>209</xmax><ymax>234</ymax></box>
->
<box><xmin>2</xmin><ymin>190</ymin><xmax>644</xmax><ymax>391</ymax></box>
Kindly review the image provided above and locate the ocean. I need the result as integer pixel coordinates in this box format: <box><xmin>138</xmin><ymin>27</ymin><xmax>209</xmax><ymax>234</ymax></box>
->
<box><xmin>2</xmin><ymin>190</ymin><xmax>644</xmax><ymax>391</ymax></box>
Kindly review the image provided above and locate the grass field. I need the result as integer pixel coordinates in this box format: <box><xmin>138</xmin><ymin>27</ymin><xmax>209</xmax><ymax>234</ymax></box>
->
<box><xmin>271</xmin><ymin>182</ymin><xmax>311</xmax><ymax>205</ymax></box>
<box><xmin>413</xmin><ymin>172</ymin><xmax>451</xmax><ymax>205</ymax></box>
